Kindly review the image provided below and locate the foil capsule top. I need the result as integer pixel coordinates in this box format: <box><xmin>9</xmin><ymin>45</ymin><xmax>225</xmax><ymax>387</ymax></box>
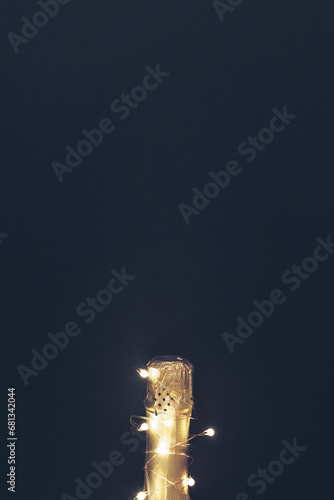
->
<box><xmin>144</xmin><ymin>355</ymin><xmax>194</xmax><ymax>416</ymax></box>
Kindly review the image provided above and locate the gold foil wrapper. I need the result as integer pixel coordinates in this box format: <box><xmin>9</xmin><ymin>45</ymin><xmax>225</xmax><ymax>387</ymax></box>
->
<box><xmin>143</xmin><ymin>356</ymin><xmax>194</xmax><ymax>500</ymax></box>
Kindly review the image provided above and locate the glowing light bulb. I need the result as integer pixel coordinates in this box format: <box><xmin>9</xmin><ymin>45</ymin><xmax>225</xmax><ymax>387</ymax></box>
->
<box><xmin>205</xmin><ymin>428</ymin><xmax>215</xmax><ymax>436</ymax></box>
<box><xmin>139</xmin><ymin>423</ymin><xmax>149</xmax><ymax>431</ymax></box>
<box><xmin>163</xmin><ymin>420</ymin><xmax>172</xmax><ymax>427</ymax></box>
<box><xmin>183</xmin><ymin>477</ymin><xmax>195</xmax><ymax>487</ymax></box>
<box><xmin>157</xmin><ymin>442</ymin><xmax>169</xmax><ymax>455</ymax></box>
<box><xmin>136</xmin><ymin>492</ymin><xmax>147</xmax><ymax>500</ymax></box>
<box><xmin>138</xmin><ymin>369</ymin><xmax>149</xmax><ymax>378</ymax></box>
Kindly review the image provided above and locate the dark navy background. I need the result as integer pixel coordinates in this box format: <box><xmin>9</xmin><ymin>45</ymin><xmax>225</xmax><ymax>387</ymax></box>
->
<box><xmin>1</xmin><ymin>1</ymin><xmax>333</xmax><ymax>499</ymax></box>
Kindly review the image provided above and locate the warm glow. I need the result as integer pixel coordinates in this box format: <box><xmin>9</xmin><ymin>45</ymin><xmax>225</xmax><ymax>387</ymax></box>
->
<box><xmin>139</xmin><ymin>423</ymin><xmax>149</xmax><ymax>431</ymax></box>
<box><xmin>183</xmin><ymin>476</ymin><xmax>195</xmax><ymax>487</ymax></box>
<box><xmin>149</xmin><ymin>367</ymin><xmax>159</xmax><ymax>379</ymax></box>
<box><xmin>138</xmin><ymin>369</ymin><xmax>149</xmax><ymax>378</ymax></box>
<box><xmin>136</xmin><ymin>492</ymin><xmax>147</xmax><ymax>500</ymax></box>
<box><xmin>205</xmin><ymin>428</ymin><xmax>215</xmax><ymax>436</ymax></box>
<box><xmin>163</xmin><ymin>420</ymin><xmax>172</xmax><ymax>427</ymax></box>
<box><xmin>150</xmin><ymin>418</ymin><xmax>158</xmax><ymax>430</ymax></box>
<box><xmin>157</xmin><ymin>441</ymin><xmax>169</xmax><ymax>455</ymax></box>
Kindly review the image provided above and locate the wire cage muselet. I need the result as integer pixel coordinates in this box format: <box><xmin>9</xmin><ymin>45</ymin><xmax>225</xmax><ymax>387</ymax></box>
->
<box><xmin>131</xmin><ymin>356</ymin><xmax>215</xmax><ymax>500</ymax></box>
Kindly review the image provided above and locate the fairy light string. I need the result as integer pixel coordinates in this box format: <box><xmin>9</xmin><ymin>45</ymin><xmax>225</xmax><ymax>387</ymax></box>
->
<box><xmin>131</xmin><ymin>356</ymin><xmax>214</xmax><ymax>500</ymax></box>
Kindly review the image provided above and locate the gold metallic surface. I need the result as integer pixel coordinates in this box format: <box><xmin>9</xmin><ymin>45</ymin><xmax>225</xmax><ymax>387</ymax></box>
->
<box><xmin>143</xmin><ymin>356</ymin><xmax>194</xmax><ymax>500</ymax></box>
